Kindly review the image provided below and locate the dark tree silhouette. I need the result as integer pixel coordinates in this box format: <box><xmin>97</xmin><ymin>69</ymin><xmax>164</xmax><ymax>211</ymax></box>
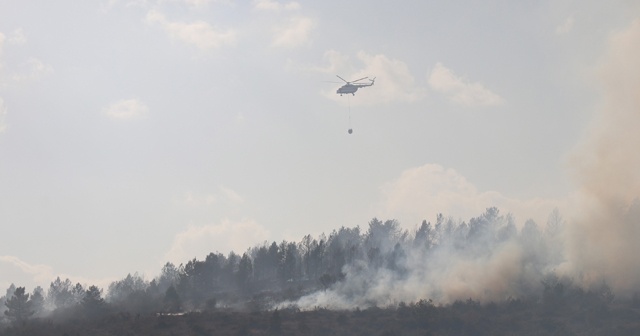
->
<box><xmin>48</xmin><ymin>277</ymin><xmax>73</xmax><ymax>309</ymax></box>
<box><xmin>4</xmin><ymin>287</ymin><xmax>33</xmax><ymax>324</ymax></box>
<box><xmin>71</xmin><ymin>282</ymin><xmax>85</xmax><ymax>305</ymax></box>
<box><xmin>29</xmin><ymin>287</ymin><xmax>45</xmax><ymax>317</ymax></box>
<box><xmin>414</xmin><ymin>220</ymin><xmax>434</xmax><ymax>250</ymax></box>
<box><xmin>237</xmin><ymin>252</ymin><xmax>253</xmax><ymax>290</ymax></box>
<box><xmin>163</xmin><ymin>285</ymin><xmax>181</xmax><ymax>313</ymax></box>
<box><xmin>82</xmin><ymin>285</ymin><xmax>108</xmax><ymax>319</ymax></box>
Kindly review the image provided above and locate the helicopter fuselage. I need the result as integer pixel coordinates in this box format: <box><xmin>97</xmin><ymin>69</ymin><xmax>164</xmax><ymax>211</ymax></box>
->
<box><xmin>335</xmin><ymin>75</ymin><xmax>375</xmax><ymax>96</ymax></box>
<box><xmin>337</xmin><ymin>84</ymin><xmax>359</xmax><ymax>95</ymax></box>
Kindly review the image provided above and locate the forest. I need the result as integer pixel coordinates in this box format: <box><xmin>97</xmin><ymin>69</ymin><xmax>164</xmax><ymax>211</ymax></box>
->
<box><xmin>2</xmin><ymin>207</ymin><xmax>640</xmax><ymax>335</ymax></box>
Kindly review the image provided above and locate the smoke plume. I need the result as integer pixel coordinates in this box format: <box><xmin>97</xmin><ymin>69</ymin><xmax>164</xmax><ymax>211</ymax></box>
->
<box><xmin>289</xmin><ymin>20</ymin><xmax>640</xmax><ymax>310</ymax></box>
<box><xmin>564</xmin><ymin>19</ymin><xmax>640</xmax><ymax>293</ymax></box>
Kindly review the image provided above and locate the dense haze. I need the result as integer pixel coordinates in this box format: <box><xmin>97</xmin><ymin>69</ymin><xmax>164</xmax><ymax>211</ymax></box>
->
<box><xmin>4</xmin><ymin>1</ymin><xmax>637</xmax><ymax>291</ymax></box>
<box><xmin>291</xmin><ymin>211</ymin><xmax>563</xmax><ymax>309</ymax></box>
<box><xmin>296</xmin><ymin>19</ymin><xmax>640</xmax><ymax>308</ymax></box>
<box><xmin>562</xmin><ymin>19</ymin><xmax>640</xmax><ymax>294</ymax></box>
<box><xmin>3</xmin><ymin>209</ymin><xmax>570</xmax><ymax>314</ymax></box>
<box><xmin>1</xmin><ymin>2</ymin><xmax>640</xmax><ymax>322</ymax></box>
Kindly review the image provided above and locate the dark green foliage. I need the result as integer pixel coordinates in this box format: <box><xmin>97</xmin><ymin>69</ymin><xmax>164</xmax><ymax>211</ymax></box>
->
<box><xmin>4</xmin><ymin>287</ymin><xmax>33</xmax><ymax>324</ymax></box>
<box><xmin>319</xmin><ymin>273</ymin><xmax>336</xmax><ymax>290</ymax></box>
<box><xmin>28</xmin><ymin>287</ymin><xmax>45</xmax><ymax>317</ymax></box>
<box><xmin>237</xmin><ymin>253</ymin><xmax>253</xmax><ymax>290</ymax></box>
<box><xmin>47</xmin><ymin>277</ymin><xmax>73</xmax><ymax>310</ymax></box>
<box><xmin>82</xmin><ymin>285</ymin><xmax>108</xmax><ymax>319</ymax></box>
<box><xmin>163</xmin><ymin>286</ymin><xmax>181</xmax><ymax>313</ymax></box>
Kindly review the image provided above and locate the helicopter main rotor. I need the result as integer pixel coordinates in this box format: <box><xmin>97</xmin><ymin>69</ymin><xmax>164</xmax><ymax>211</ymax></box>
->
<box><xmin>337</xmin><ymin>75</ymin><xmax>369</xmax><ymax>84</ymax></box>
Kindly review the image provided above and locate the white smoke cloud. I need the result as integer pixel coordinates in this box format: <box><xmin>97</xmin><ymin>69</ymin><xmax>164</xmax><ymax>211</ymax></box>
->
<box><xmin>301</xmin><ymin>49</ymin><xmax>350</xmax><ymax>75</ymax></box>
<box><xmin>0</xmin><ymin>30</ymin><xmax>52</xmax><ymax>86</ymax></box>
<box><xmin>315</xmin><ymin>50</ymin><xmax>427</xmax><ymax>105</ymax></box>
<box><xmin>0</xmin><ymin>97</ymin><xmax>6</xmax><ymax>133</ymax></box>
<box><xmin>178</xmin><ymin>186</ymin><xmax>244</xmax><ymax>207</ymax></box>
<box><xmin>11</xmin><ymin>57</ymin><xmax>53</xmax><ymax>83</ymax></box>
<box><xmin>288</xmin><ymin>207</ymin><xmax>562</xmax><ymax>309</ymax></box>
<box><xmin>0</xmin><ymin>256</ymin><xmax>116</xmax><ymax>294</ymax></box>
<box><xmin>219</xmin><ymin>186</ymin><xmax>244</xmax><ymax>204</ymax></box>
<box><xmin>288</xmin><ymin>20</ymin><xmax>640</xmax><ymax>310</ymax></box>
<box><xmin>100</xmin><ymin>0</ymin><xmax>148</xmax><ymax>12</ymax></box>
<box><xmin>146</xmin><ymin>9</ymin><xmax>236</xmax><ymax>50</ymax></box>
<box><xmin>0</xmin><ymin>32</ymin><xmax>5</xmax><ymax>53</ymax></box>
<box><xmin>8</xmin><ymin>28</ymin><xmax>26</xmax><ymax>45</ymax></box>
<box><xmin>379</xmin><ymin>163</ymin><xmax>561</xmax><ymax>228</ymax></box>
<box><xmin>0</xmin><ymin>256</ymin><xmax>54</xmax><ymax>290</ymax></box>
<box><xmin>0</xmin><ymin>32</ymin><xmax>5</xmax><ymax>80</ymax></box>
<box><xmin>271</xmin><ymin>16</ymin><xmax>314</xmax><ymax>48</ymax></box>
<box><xmin>283</xmin><ymin>163</ymin><xmax>569</xmax><ymax>309</ymax></box>
<box><xmin>165</xmin><ymin>219</ymin><xmax>270</xmax><ymax>263</ymax></box>
<box><xmin>178</xmin><ymin>0</ymin><xmax>216</xmax><ymax>7</ymax></box>
<box><xmin>181</xmin><ymin>191</ymin><xmax>218</xmax><ymax>207</ymax></box>
<box><xmin>428</xmin><ymin>62</ymin><xmax>505</xmax><ymax>107</ymax></box>
<box><xmin>253</xmin><ymin>0</ymin><xmax>300</xmax><ymax>11</ymax></box>
<box><xmin>556</xmin><ymin>15</ymin><xmax>575</xmax><ymax>35</ymax></box>
<box><xmin>564</xmin><ymin>19</ymin><xmax>640</xmax><ymax>294</ymax></box>
<box><xmin>103</xmin><ymin>98</ymin><xmax>149</xmax><ymax>120</ymax></box>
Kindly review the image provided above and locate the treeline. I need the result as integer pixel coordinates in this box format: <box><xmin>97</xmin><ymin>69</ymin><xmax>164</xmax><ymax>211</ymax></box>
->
<box><xmin>1</xmin><ymin>207</ymin><xmax>575</xmax><ymax>324</ymax></box>
<box><xmin>5</xmin><ymin>207</ymin><xmax>640</xmax><ymax>334</ymax></box>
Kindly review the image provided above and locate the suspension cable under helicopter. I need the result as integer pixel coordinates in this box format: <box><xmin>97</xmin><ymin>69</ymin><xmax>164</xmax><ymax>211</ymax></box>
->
<box><xmin>347</xmin><ymin>95</ymin><xmax>353</xmax><ymax>134</ymax></box>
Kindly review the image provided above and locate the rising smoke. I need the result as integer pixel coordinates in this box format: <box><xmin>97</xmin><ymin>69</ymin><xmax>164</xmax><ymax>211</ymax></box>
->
<box><xmin>5</xmin><ymin>21</ymin><xmax>638</xmax><ymax>317</ymax></box>
<box><xmin>289</xmin><ymin>211</ymin><xmax>564</xmax><ymax>310</ymax></box>
<box><xmin>563</xmin><ymin>19</ymin><xmax>640</xmax><ymax>294</ymax></box>
<box><xmin>289</xmin><ymin>20</ymin><xmax>640</xmax><ymax>310</ymax></box>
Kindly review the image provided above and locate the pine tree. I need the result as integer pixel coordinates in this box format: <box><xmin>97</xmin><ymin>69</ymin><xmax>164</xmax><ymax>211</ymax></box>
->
<box><xmin>82</xmin><ymin>285</ymin><xmax>107</xmax><ymax>319</ymax></box>
<box><xmin>29</xmin><ymin>287</ymin><xmax>45</xmax><ymax>317</ymax></box>
<box><xmin>163</xmin><ymin>286</ymin><xmax>181</xmax><ymax>313</ymax></box>
<box><xmin>4</xmin><ymin>287</ymin><xmax>34</xmax><ymax>324</ymax></box>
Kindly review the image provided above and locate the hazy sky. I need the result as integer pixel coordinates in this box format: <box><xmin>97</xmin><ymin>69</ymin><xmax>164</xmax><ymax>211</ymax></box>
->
<box><xmin>1</xmin><ymin>0</ymin><xmax>638</xmax><ymax>290</ymax></box>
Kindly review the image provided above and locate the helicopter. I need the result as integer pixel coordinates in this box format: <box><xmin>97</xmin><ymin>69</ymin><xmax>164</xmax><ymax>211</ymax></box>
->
<box><xmin>335</xmin><ymin>75</ymin><xmax>375</xmax><ymax>96</ymax></box>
